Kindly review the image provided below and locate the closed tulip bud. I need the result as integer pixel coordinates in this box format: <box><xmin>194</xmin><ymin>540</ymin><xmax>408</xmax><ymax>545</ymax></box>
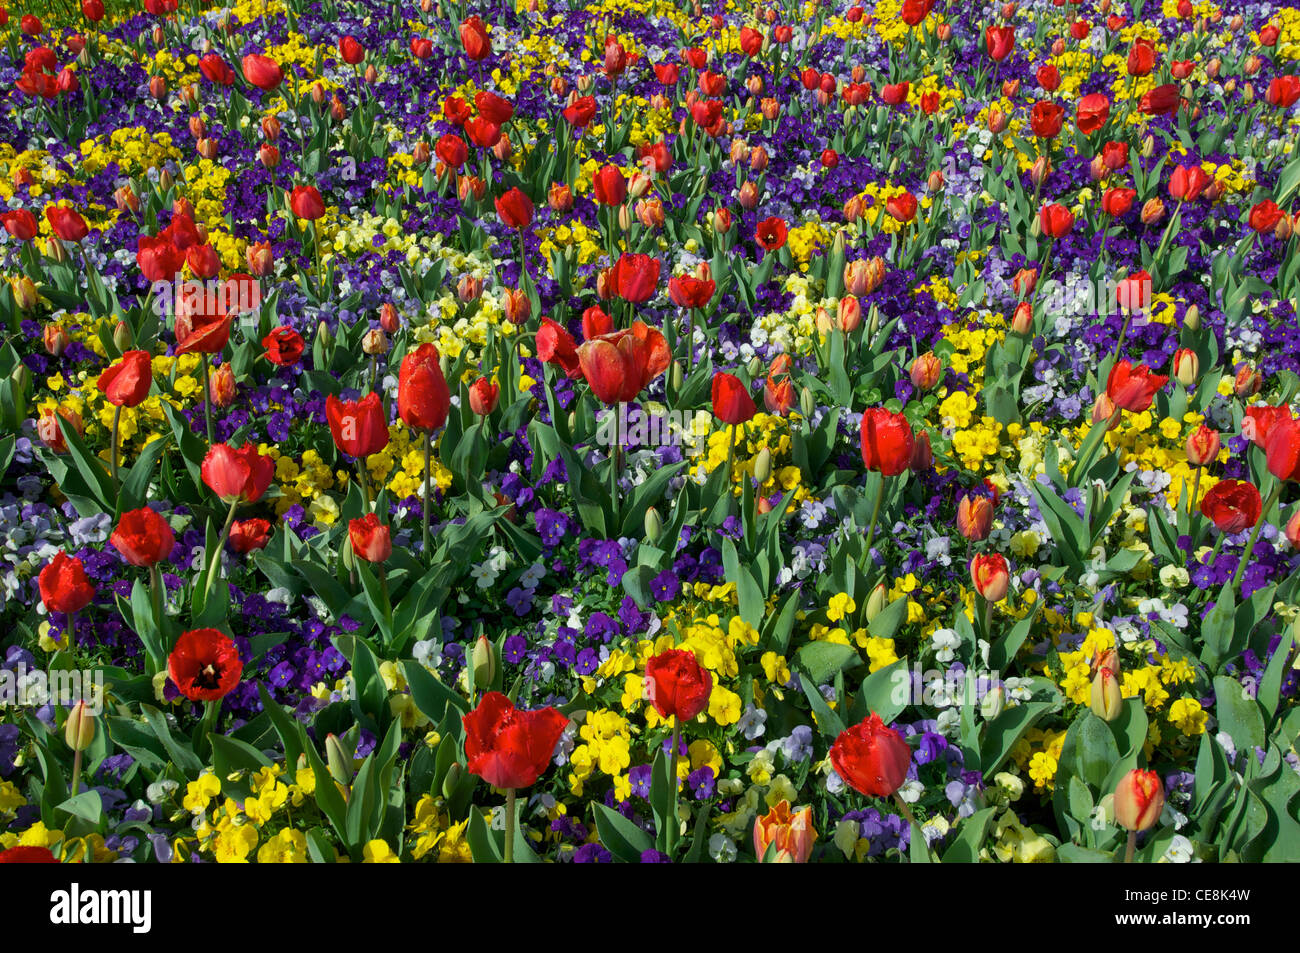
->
<box><xmin>910</xmin><ymin>352</ymin><xmax>942</xmax><ymax>390</ymax></box>
<box><xmin>113</xmin><ymin>321</ymin><xmax>132</xmax><ymax>353</ymax></box>
<box><xmin>1244</xmin><ymin>56</ymin><xmax>1261</xmax><ymax>77</ymax></box>
<box><xmin>246</xmin><ymin>240</ymin><xmax>274</xmax><ymax>277</ymax></box>
<box><xmin>12</xmin><ymin>276</ymin><xmax>38</xmax><ymax>311</ymax></box>
<box><xmin>746</xmin><ymin>356</ymin><xmax>763</xmax><ymax>379</ymax></box>
<box><xmin>747</xmin><ymin>75</ymin><xmax>764</xmax><ymax>95</ymax></box>
<box><xmin>1141</xmin><ymin>135</ymin><xmax>1155</xmax><ymax>158</ymax></box>
<box><xmin>64</xmin><ymin>701</ymin><xmax>95</xmax><ymax>752</ymax></box>
<box><xmin>1090</xmin><ymin>154</ymin><xmax>1107</xmax><ymax>182</ymax></box>
<box><xmin>671</xmin><ymin>360</ymin><xmax>683</xmax><ymax>391</ymax></box>
<box><xmin>1285</xmin><ymin>507</ymin><xmax>1300</xmax><ymax>549</ymax></box>
<box><xmin>937</xmin><ymin>22</ymin><xmax>952</xmax><ymax>41</ymax></box>
<box><xmin>837</xmin><ymin>295</ymin><xmax>861</xmax><ymax>332</ymax></box>
<box><xmin>1185</xmin><ymin>424</ymin><xmax>1220</xmax><ymax>466</ymax></box>
<box><xmin>548</xmin><ymin>182</ymin><xmax>573</xmax><ymax>213</ymax></box>
<box><xmin>492</xmin><ymin>135</ymin><xmax>513</xmax><ymax>162</ymax></box>
<box><xmin>189</xmin><ymin>115</ymin><xmax>206</xmax><ymax>139</ymax></box>
<box><xmin>1140</xmin><ymin>198</ymin><xmax>1166</xmax><ymax>225</ymax></box>
<box><xmin>576</xmin><ymin>74</ymin><xmax>593</xmax><ymax>93</ymax></box>
<box><xmin>864</xmin><ymin>582</ymin><xmax>888</xmax><ymax>622</ymax></box>
<box><xmin>756</xmin><ymin>496</ymin><xmax>773</xmax><ymax>514</ymax></box>
<box><xmin>209</xmin><ymin>362</ymin><xmax>236</xmax><ymax>407</ymax></box>
<box><xmin>1172</xmin><ymin>348</ymin><xmax>1198</xmax><ymax>387</ymax></box>
<box><xmin>1011</xmin><ymin>301</ymin><xmax>1034</xmax><ymax>335</ymax></box>
<box><xmin>151</xmin><ymin>25</ymin><xmax>165</xmax><ymax>44</ymax></box>
<box><xmin>1222</xmin><ymin>78</ymin><xmax>1235</xmax><ymax>95</ymax></box>
<box><xmin>738</xmin><ymin>181</ymin><xmax>759</xmax><ymax>210</ymax></box>
<box><xmin>970</xmin><ymin>553</ymin><xmax>1010</xmax><ymax>602</ymax></box>
<box><xmin>617</xmin><ymin>205</ymin><xmax>632</xmax><ymax>232</ymax></box>
<box><xmin>457</xmin><ymin>175</ymin><xmax>486</xmax><ymax>202</ymax></box>
<box><xmin>262</xmin><ymin>115</ymin><xmax>281</xmax><ymax>139</ymax></box>
<box><xmin>330</xmin><ymin>96</ymin><xmax>347</xmax><ymax>122</ymax></box>
<box><xmin>440</xmin><ymin>761</ymin><xmax>464</xmax><ymax>799</ymax></box>
<box><xmin>644</xmin><ymin>506</ymin><xmax>663</xmax><ymax>540</ymax></box>
<box><xmin>1205</xmin><ymin>57</ymin><xmax>1221</xmax><ymax>78</ymax></box>
<box><xmin>987</xmin><ymin>106</ymin><xmax>1007</xmax><ymax>134</ymax></box>
<box><xmin>196</xmin><ymin>138</ymin><xmax>218</xmax><ymax>160</ymax></box>
<box><xmin>317</xmin><ymin>320</ymin><xmax>333</xmax><ymax>351</ymax></box>
<box><xmin>10</xmin><ymin>364</ymin><xmax>29</xmax><ymax>392</ymax></box>
<box><xmin>729</xmin><ymin>138</ymin><xmax>750</xmax><ymax>163</ymax></box>
<box><xmin>957</xmin><ymin>494</ymin><xmax>994</xmax><ymax>541</ymax></box>
<box><xmin>1183</xmin><ymin>304</ymin><xmax>1200</xmax><ymax>331</ymax></box>
<box><xmin>753</xmin><ymin>447</ymin><xmax>772</xmax><ymax>484</ymax></box>
<box><xmin>1276</xmin><ymin>214</ymin><xmax>1293</xmax><ymax>242</ymax></box>
<box><xmin>1114</xmin><ymin>769</ymin><xmax>1164</xmax><ymax>832</ymax></box>
<box><xmin>149</xmin><ymin>75</ymin><xmax>166</xmax><ymax>99</ymax></box>
<box><xmin>159</xmin><ymin>169</ymin><xmax>174</xmax><ymax>191</ymax></box>
<box><xmin>325</xmin><ymin>734</ymin><xmax>353</xmax><ymax>786</ymax></box>
<box><xmin>980</xmin><ymin>685</ymin><xmax>1004</xmax><ymax>720</ymax></box>
<box><xmin>259</xmin><ymin>143</ymin><xmax>280</xmax><ymax>169</ymax></box>
<box><xmin>456</xmin><ymin>274</ymin><xmax>482</xmax><ymax>303</ymax></box>
<box><xmin>472</xmin><ymin>634</ymin><xmax>496</xmax><ymax>690</ymax></box>
<box><xmin>113</xmin><ymin>185</ymin><xmax>139</xmax><ymax>214</ymax></box>
<box><xmin>1089</xmin><ymin>668</ymin><xmax>1123</xmax><ymax>721</ymax></box>
<box><xmin>868</xmin><ymin>307</ymin><xmax>880</xmax><ymax>338</ymax></box>
<box><xmin>502</xmin><ymin>288</ymin><xmax>530</xmax><ymax>325</ymax></box>
<box><xmin>1092</xmin><ymin>392</ymin><xmax>1119</xmax><ymax>428</ymax></box>
<box><xmin>45</xmin><ymin>237</ymin><xmax>67</xmax><ymax>263</ymax></box>
<box><xmin>411</xmin><ymin>141</ymin><xmax>431</xmax><ymax>166</ymax></box>
<box><xmin>1002</xmin><ymin>78</ymin><xmax>1020</xmax><ymax>98</ymax></box>
<box><xmin>800</xmin><ymin>385</ymin><xmax>815</xmax><ymax>419</ymax></box>
<box><xmin>44</xmin><ymin>324</ymin><xmax>68</xmax><ymax>356</ymax></box>
<box><xmin>927</xmin><ymin>169</ymin><xmax>945</xmax><ymax>192</ymax></box>
<box><xmin>761</xmin><ymin>98</ymin><xmax>781</xmax><ymax>120</ymax></box>
<box><xmin>815</xmin><ymin>307</ymin><xmax>833</xmax><ymax>335</ymax></box>
<box><xmin>1234</xmin><ymin>363</ymin><xmax>1262</xmax><ymax>397</ymax></box>
<box><xmin>910</xmin><ymin>430</ymin><xmax>933</xmax><ymax>471</ymax></box>
<box><xmin>749</xmin><ymin>146</ymin><xmax>769</xmax><ymax>172</ymax></box>
<box><xmin>467</xmin><ymin>377</ymin><xmax>499</xmax><ymax>415</ymax></box>
<box><xmin>712</xmin><ymin>207</ymin><xmax>733</xmax><ymax>233</ymax></box>
<box><xmin>362</xmin><ymin>328</ymin><xmax>389</xmax><ymax>355</ymax></box>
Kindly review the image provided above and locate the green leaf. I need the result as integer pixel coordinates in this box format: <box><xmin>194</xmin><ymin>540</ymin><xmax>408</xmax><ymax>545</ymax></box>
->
<box><xmin>939</xmin><ymin>806</ymin><xmax>998</xmax><ymax>863</ymax></box>
<box><xmin>795</xmin><ymin>641</ymin><xmax>859</xmax><ymax>686</ymax></box>
<box><xmin>592</xmin><ymin>803</ymin><xmax>654</xmax><ymax>862</ymax></box>
<box><xmin>1213</xmin><ymin>675</ymin><xmax>1265</xmax><ymax>754</ymax></box>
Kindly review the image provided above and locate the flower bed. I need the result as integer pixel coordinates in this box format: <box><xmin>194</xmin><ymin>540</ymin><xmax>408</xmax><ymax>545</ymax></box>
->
<box><xmin>0</xmin><ymin>0</ymin><xmax>1299</xmax><ymax>864</ymax></box>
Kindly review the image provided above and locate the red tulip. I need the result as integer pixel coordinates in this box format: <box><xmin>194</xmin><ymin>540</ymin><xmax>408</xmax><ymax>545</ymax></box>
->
<box><xmin>38</xmin><ymin>551</ymin><xmax>95</xmax><ymax>614</ymax></box>
<box><xmin>668</xmin><ymin>274</ymin><xmax>715</xmax><ymax>309</ymax></box>
<box><xmin>576</xmin><ymin>322</ymin><xmax>670</xmax><ymax>404</ymax></box>
<box><xmin>970</xmin><ymin>552</ymin><xmax>1009</xmax><ymax>601</ymax></box>
<box><xmin>241</xmin><ymin>54</ymin><xmax>283</xmax><ymax>91</ymax></box>
<box><xmin>464</xmin><ymin>116</ymin><xmax>501</xmax><ymax>148</ymax></box>
<box><xmin>593</xmin><ymin>165</ymin><xmax>627</xmax><ymax>206</ymax></box>
<box><xmin>46</xmin><ymin>206</ymin><xmax>88</xmax><ymax>242</ymax></box>
<box><xmin>462</xmin><ymin>691</ymin><xmax>568</xmax><ymax>789</ymax></box>
<box><xmin>1266</xmin><ymin>75</ymin><xmax>1300</xmax><ymax>108</ymax></box>
<box><xmin>111</xmin><ymin>507</ymin><xmax>175</xmax><ymax>567</ymax></box>
<box><xmin>262</xmin><ymin>326</ymin><xmax>305</xmax><ymax>366</ymax></box>
<box><xmin>1039</xmin><ymin>204</ymin><xmax>1074</xmax><ymax>238</ymax></box>
<box><xmin>1114</xmin><ymin>270</ymin><xmax>1152</xmax><ymax>312</ymax></box>
<box><xmin>885</xmin><ymin>191</ymin><xmax>918</xmax><ymax>223</ymax></box>
<box><xmin>755</xmin><ymin>216</ymin><xmax>788</xmax><ymax>252</ymax></box>
<box><xmin>829</xmin><ymin>713</ymin><xmax>911</xmax><ymax>797</ymax></box>
<box><xmin>859</xmin><ymin>408</ymin><xmax>914</xmax><ymax>476</ymax></box>
<box><xmin>339</xmin><ymin>36</ymin><xmax>364</xmax><ymax>65</ymax></box>
<box><xmin>459</xmin><ymin>15</ymin><xmax>491</xmax><ymax>61</ymax></box>
<box><xmin>494</xmin><ymin>187</ymin><xmax>534</xmax><ymax>230</ymax></box>
<box><xmin>136</xmin><ymin>233</ymin><xmax>183</xmax><ymax>282</ymax></box>
<box><xmin>1248</xmin><ymin>200</ymin><xmax>1284</xmax><ymax>233</ymax></box>
<box><xmin>1029</xmin><ymin>101</ymin><xmax>1065</xmax><ymax>138</ymax></box>
<box><xmin>410</xmin><ymin>36</ymin><xmax>433</xmax><ymax>59</ymax></box>
<box><xmin>185</xmin><ymin>243</ymin><xmax>220</xmax><ymax>279</ymax></box>
<box><xmin>475</xmin><ymin>90</ymin><xmax>513</xmax><ymax>124</ymax></box>
<box><xmin>612</xmin><ymin>252</ymin><xmax>660</xmax><ymax>303</ymax></box>
<box><xmin>644</xmin><ymin>648</ymin><xmax>713</xmax><ymax>721</ymax></box>
<box><xmin>1186</xmin><ymin>424</ymin><xmax>1221</xmax><ymax>467</ymax></box>
<box><xmin>348</xmin><ymin>514</ymin><xmax>391</xmax><ymax>563</ymax></box>
<box><xmin>536</xmin><ymin>318</ymin><xmax>583</xmax><ymax>378</ymax></box>
<box><xmin>1126</xmin><ymin>37</ymin><xmax>1156</xmax><ymax>76</ymax></box>
<box><xmin>1101</xmin><ymin>140</ymin><xmax>1129</xmax><ymax>170</ymax></box>
<box><xmin>468</xmin><ymin>377</ymin><xmax>500</xmax><ymax>415</ymax></box>
<box><xmin>199</xmin><ymin>53</ymin><xmax>235</xmax><ymax>85</ymax></box>
<box><xmin>1106</xmin><ymin>360</ymin><xmax>1168</xmax><ymax>413</ymax></box>
<box><xmin>562</xmin><ymin>95</ymin><xmax>597</xmax><ymax>127</ymax></box>
<box><xmin>1265</xmin><ymin>417</ymin><xmax>1300</xmax><ymax>483</ymax></box>
<box><xmin>228</xmin><ymin>518</ymin><xmax>272</xmax><ymax>554</ymax></box>
<box><xmin>1243</xmin><ymin>406</ymin><xmax>1292</xmax><ymax>447</ymax></box>
<box><xmin>985</xmin><ymin>24</ymin><xmax>1015</xmax><ymax>61</ymax></box>
<box><xmin>1199</xmin><ymin>480</ymin><xmax>1262</xmax><ymax>533</ymax></box>
<box><xmin>435</xmin><ymin>134</ymin><xmax>468</xmax><ymax>170</ymax></box>
<box><xmin>1</xmin><ymin>209</ymin><xmax>38</xmax><ymax>241</ymax></box>
<box><xmin>1076</xmin><ymin>92</ymin><xmax>1110</xmax><ymax>133</ymax></box>
<box><xmin>168</xmin><ymin>627</ymin><xmax>243</xmax><ymax>702</ymax></box>
<box><xmin>1139</xmin><ymin>83</ymin><xmax>1179</xmax><ymax>116</ymax></box>
<box><xmin>879</xmin><ymin>81</ymin><xmax>909</xmax><ymax>106</ymax></box>
<box><xmin>174</xmin><ymin>293</ymin><xmax>230</xmax><ymax>356</ymax></box>
<box><xmin>0</xmin><ymin>846</ymin><xmax>58</xmax><ymax>863</ymax></box>
<box><xmin>1169</xmin><ymin>164</ymin><xmax>1212</xmax><ymax>201</ymax></box>
<box><xmin>201</xmin><ymin>442</ymin><xmax>274</xmax><ymax>503</ymax></box>
<box><xmin>288</xmin><ymin>185</ymin><xmax>325</xmax><ymax>220</ymax></box>
<box><xmin>98</xmin><ymin>350</ymin><xmax>153</xmax><ymax>407</ymax></box>
<box><xmin>1102</xmin><ymin>187</ymin><xmax>1137</xmax><ymax>217</ymax></box>
<box><xmin>396</xmin><ymin>344</ymin><xmax>450</xmax><ymax>433</ymax></box>
<box><xmin>711</xmin><ymin>372</ymin><xmax>756</xmax><ymax>425</ymax></box>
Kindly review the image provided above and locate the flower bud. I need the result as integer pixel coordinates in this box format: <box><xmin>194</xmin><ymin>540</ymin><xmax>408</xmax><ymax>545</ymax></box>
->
<box><xmin>753</xmin><ymin>447</ymin><xmax>772</xmax><ymax>484</ymax></box>
<box><xmin>864</xmin><ymin>583</ymin><xmax>888</xmax><ymax>622</ymax></box>
<box><xmin>12</xmin><ymin>276</ymin><xmax>39</xmax><ymax>311</ymax></box>
<box><xmin>1234</xmin><ymin>363</ymin><xmax>1262</xmax><ymax>397</ymax></box>
<box><xmin>800</xmin><ymin>386</ymin><xmax>815</xmax><ymax>419</ymax></box>
<box><xmin>1089</xmin><ymin>668</ymin><xmax>1123</xmax><ymax>721</ymax></box>
<box><xmin>1140</xmin><ymin>198</ymin><xmax>1166</xmax><ymax>226</ymax></box>
<box><xmin>1185</xmin><ymin>424</ymin><xmax>1220</xmax><ymax>467</ymax></box>
<box><xmin>1172</xmin><ymin>348</ymin><xmax>1199</xmax><ymax>387</ymax></box>
<box><xmin>113</xmin><ymin>320</ymin><xmax>132</xmax><ymax>353</ymax></box>
<box><xmin>379</xmin><ymin>302</ymin><xmax>400</xmax><ymax>333</ymax></box>
<box><xmin>362</xmin><ymin>328</ymin><xmax>389</xmax><ymax>355</ymax></box>
<box><xmin>207</xmin><ymin>362</ymin><xmax>235</xmax><ymax>408</ymax></box>
<box><xmin>927</xmin><ymin>169</ymin><xmax>945</xmax><ymax>192</ymax></box>
<box><xmin>1092</xmin><ymin>392</ymin><xmax>1119</xmax><ymax>428</ymax></box>
<box><xmin>471</xmin><ymin>634</ymin><xmax>496</xmax><ymax>691</ymax></box>
<box><xmin>957</xmin><ymin>494</ymin><xmax>993</xmax><ymax>541</ymax></box>
<box><xmin>456</xmin><ymin>274</ymin><xmax>482</xmax><ymax>303</ymax></box>
<box><xmin>441</xmin><ymin>761</ymin><xmax>464</xmax><ymax>799</ymax></box>
<box><xmin>738</xmin><ymin>180</ymin><xmax>759</xmax><ymax>210</ymax></box>
<box><xmin>44</xmin><ymin>324</ymin><xmax>68</xmax><ymax>356</ymax></box>
<box><xmin>1284</xmin><ymin>507</ymin><xmax>1300</xmax><ymax>550</ymax></box>
<box><xmin>644</xmin><ymin>506</ymin><xmax>663</xmax><ymax>540</ymax></box>
<box><xmin>837</xmin><ymin>295</ymin><xmax>861</xmax><ymax>333</ymax></box>
<box><xmin>1183</xmin><ymin>304</ymin><xmax>1200</xmax><ymax>331</ymax></box>
<box><xmin>411</xmin><ymin>141</ymin><xmax>431</xmax><ymax>166</ymax></box>
<box><xmin>64</xmin><ymin>701</ymin><xmax>95</xmax><ymax>752</ymax></box>
<box><xmin>980</xmin><ymin>685</ymin><xmax>1004</xmax><ymax>720</ymax></box>
<box><xmin>325</xmin><ymin>734</ymin><xmax>353</xmax><ymax>786</ymax></box>
<box><xmin>548</xmin><ymin>182</ymin><xmax>573</xmax><ymax>212</ymax></box>
<box><xmin>502</xmin><ymin>288</ymin><xmax>530</xmax><ymax>325</ymax></box>
<box><xmin>909</xmin><ymin>352</ymin><xmax>942</xmax><ymax>390</ymax></box>
<box><xmin>149</xmin><ymin>75</ymin><xmax>166</xmax><ymax>99</ymax></box>
<box><xmin>1114</xmin><ymin>769</ymin><xmax>1164</xmax><ymax>832</ymax></box>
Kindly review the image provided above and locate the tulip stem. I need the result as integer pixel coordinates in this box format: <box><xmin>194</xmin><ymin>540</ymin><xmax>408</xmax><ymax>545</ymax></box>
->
<box><xmin>725</xmin><ymin>423</ymin><xmax>737</xmax><ymax>511</ymax></box>
<box><xmin>504</xmin><ymin>788</ymin><xmax>516</xmax><ymax>865</ymax></box>
<box><xmin>200</xmin><ymin>359</ymin><xmax>214</xmax><ymax>445</ymax></box>
<box><xmin>110</xmin><ymin>404</ymin><xmax>122</xmax><ymax>484</ymax></box>
<box><xmin>893</xmin><ymin>793</ymin><xmax>936</xmax><ymax>863</ymax></box>
<box><xmin>1188</xmin><ymin>466</ymin><xmax>1202</xmax><ymax>518</ymax></box>
<box><xmin>203</xmin><ymin>499</ymin><xmax>240</xmax><ymax>604</ymax></box>
<box><xmin>357</xmin><ymin>461</ymin><xmax>372</xmax><ymax>512</ymax></box>
<box><xmin>1123</xmin><ymin>829</ymin><xmax>1137</xmax><ymax>864</ymax></box>
<box><xmin>863</xmin><ymin>475</ymin><xmax>885</xmax><ymax>563</ymax></box>
<box><xmin>982</xmin><ymin>595</ymin><xmax>993</xmax><ymax>641</ymax></box>
<box><xmin>1230</xmin><ymin>482</ymin><xmax>1282</xmax><ymax>591</ymax></box>
<box><xmin>667</xmin><ymin>715</ymin><xmax>680</xmax><ymax>856</ymax></box>
<box><xmin>422</xmin><ymin>430</ymin><xmax>432</xmax><ymax>559</ymax></box>
<box><xmin>70</xmin><ymin>748</ymin><xmax>82</xmax><ymax>798</ymax></box>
